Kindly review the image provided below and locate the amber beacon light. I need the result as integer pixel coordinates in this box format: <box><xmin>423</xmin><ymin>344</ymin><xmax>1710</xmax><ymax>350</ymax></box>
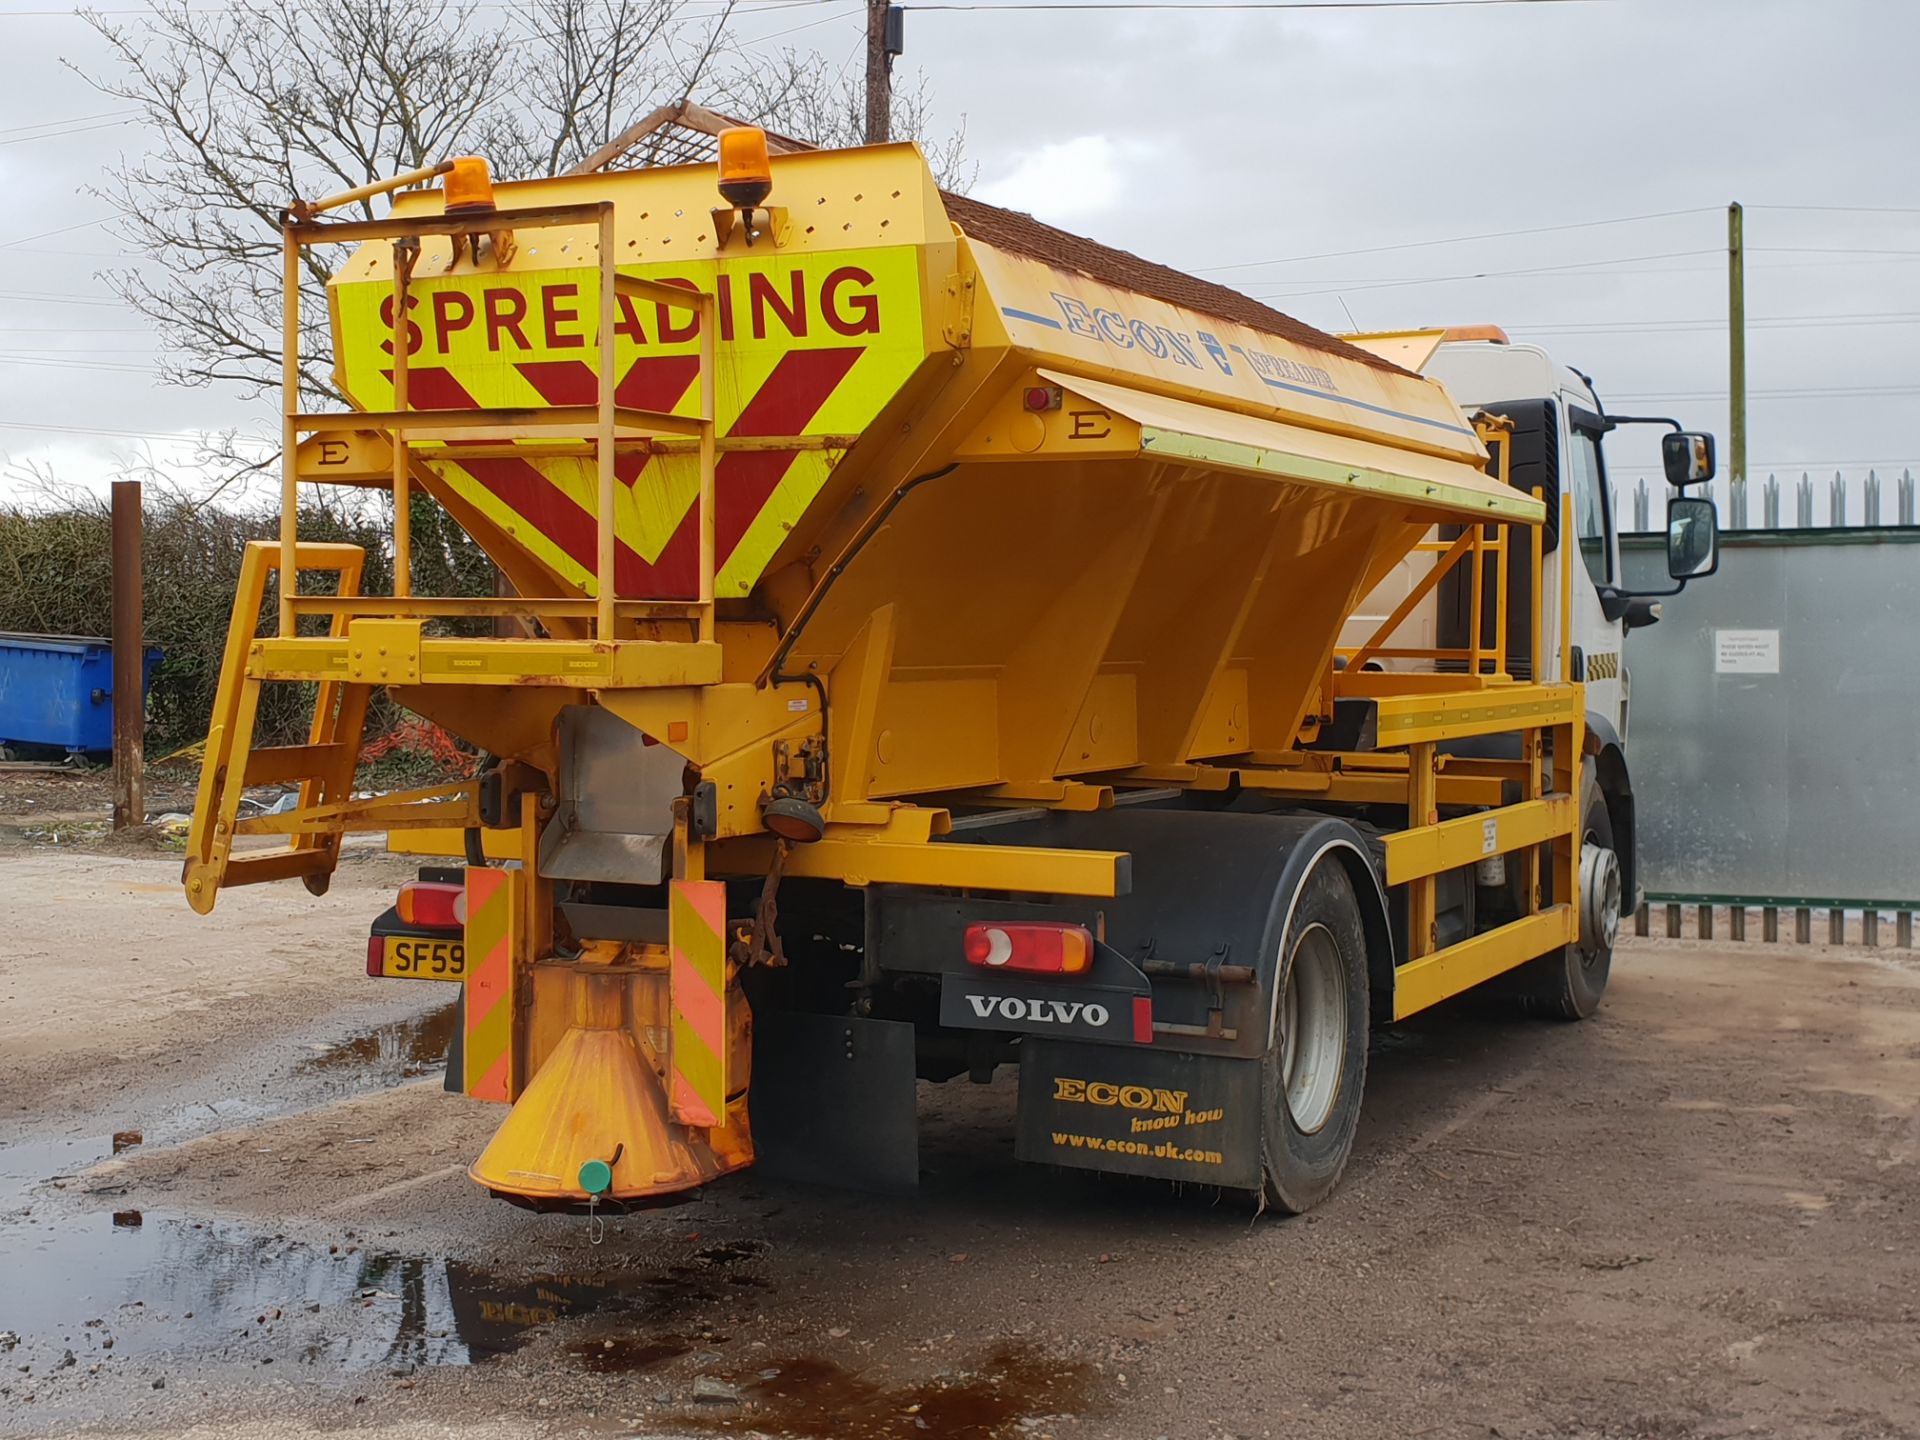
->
<box><xmin>716</xmin><ymin>126</ymin><xmax>774</xmax><ymax>208</ymax></box>
<box><xmin>443</xmin><ymin>156</ymin><xmax>496</xmax><ymax>215</ymax></box>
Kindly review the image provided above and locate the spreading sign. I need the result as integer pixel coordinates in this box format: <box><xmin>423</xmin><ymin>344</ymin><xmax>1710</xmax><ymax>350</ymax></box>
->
<box><xmin>332</xmin><ymin>246</ymin><xmax>927</xmax><ymax>599</ymax></box>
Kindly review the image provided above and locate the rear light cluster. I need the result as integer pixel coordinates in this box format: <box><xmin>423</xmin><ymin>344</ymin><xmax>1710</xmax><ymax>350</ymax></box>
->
<box><xmin>397</xmin><ymin>880</ymin><xmax>465</xmax><ymax>930</ymax></box>
<box><xmin>962</xmin><ymin>922</ymin><xmax>1094</xmax><ymax>975</ymax></box>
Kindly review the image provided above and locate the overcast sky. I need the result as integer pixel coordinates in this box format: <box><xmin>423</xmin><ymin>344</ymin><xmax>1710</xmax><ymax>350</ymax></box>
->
<box><xmin>0</xmin><ymin>0</ymin><xmax>1911</xmax><ymax>522</ymax></box>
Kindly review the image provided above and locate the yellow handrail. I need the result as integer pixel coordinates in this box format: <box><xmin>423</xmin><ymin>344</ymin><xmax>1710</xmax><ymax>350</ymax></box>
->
<box><xmin>276</xmin><ymin>173</ymin><xmax>722</xmax><ymax>644</ymax></box>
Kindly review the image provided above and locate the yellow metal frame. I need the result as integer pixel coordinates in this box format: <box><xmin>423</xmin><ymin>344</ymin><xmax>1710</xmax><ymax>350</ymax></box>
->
<box><xmin>1084</xmin><ymin>416</ymin><xmax>1585</xmax><ymax>1020</ymax></box>
<box><xmin>1329</xmin><ymin>426</ymin><xmax>1581</xmax><ymax>1016</ymax></box>
<box><xmin>278</xmin><ymin>197</ymin><xmax>718</xmax><ymax>646</ymax></box>
<box><xmin>1351</xmin><ymin>476</ymin><xmax>1582</xmax><ymax>1019</ymax></box>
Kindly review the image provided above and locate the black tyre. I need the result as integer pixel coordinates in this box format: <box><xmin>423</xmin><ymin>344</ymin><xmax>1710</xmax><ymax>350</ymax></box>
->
<box><xmin>1516</xmin><ymin>776</ymin><xmax>1617</xmax><ymax>1020</ymax></box>
<box><xmin>1260</xmin><ymin>859</ymin><xmax>1371</xmax><ymax>1214</ymax></box>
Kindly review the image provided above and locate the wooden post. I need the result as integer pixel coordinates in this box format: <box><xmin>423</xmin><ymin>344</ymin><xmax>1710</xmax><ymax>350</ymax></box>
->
<box><xmin>864</xmin><ymin>0</ymin><xmax>895</xmax><ymax>144</ymax></box>
<box><xmin>1727</xmin><ymin>202</ymin><xmax>1746</xmax><ymax>495</ymax></box>
<box><xmin>111</xmin><ymin>480</ymin><xmax>144</xmax><ymax>831</ymax></box>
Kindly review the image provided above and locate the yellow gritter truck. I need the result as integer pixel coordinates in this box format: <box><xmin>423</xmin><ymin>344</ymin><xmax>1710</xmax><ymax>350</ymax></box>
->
<box><xmin>182</xmin><ymin>127</ymin><xmax>1721</xmax><ymax>1214</ymax></box>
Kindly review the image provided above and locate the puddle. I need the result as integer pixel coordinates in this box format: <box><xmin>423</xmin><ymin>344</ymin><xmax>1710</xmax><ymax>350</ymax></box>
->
<box><xmin>684</xmin><ymin>1344</ymin><xmax>1089</xmax><ymax>1439</ymax></box>
<box><xmin>88</xmin><ymin>998</ymin><xmax>464</xmax><ymax>1152</ymax></box>
<box><xmin>0</xmin><ymin>1133</ymin><xmax>758</xmax><ymax>1376</ymax></box>
<box><xmin>297</xmin><ymin>1001</ymin><xmax>458</xmax><ymax>1085</ymax></box>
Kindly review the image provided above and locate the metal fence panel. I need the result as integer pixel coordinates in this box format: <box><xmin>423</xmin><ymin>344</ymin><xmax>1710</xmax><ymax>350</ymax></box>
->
<box><xmin>1621</xmin><ymin>529</ymin><xmax>1920</xmax><ymax>907</ymax></box>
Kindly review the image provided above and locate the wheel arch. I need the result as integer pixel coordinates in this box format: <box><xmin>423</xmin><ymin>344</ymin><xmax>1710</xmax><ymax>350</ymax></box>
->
<box><xmin>1584</xmin><ymin>709</ymin><xmax>1637</xmax><ymax>906</ymax></box>
<box><xmin>1254</xmin><ymin>826</ymin><xmax>1396</xmax><ymax>1050</ymax></box>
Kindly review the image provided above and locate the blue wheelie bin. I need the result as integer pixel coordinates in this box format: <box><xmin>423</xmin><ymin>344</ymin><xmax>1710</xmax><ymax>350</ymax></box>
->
<box><xmin>0</xmin><ymin>633</ymin><xmax>164</xmax><ymax>759</ymax></box>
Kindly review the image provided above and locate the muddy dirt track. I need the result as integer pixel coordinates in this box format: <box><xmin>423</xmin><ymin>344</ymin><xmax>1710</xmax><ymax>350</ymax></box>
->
<box><xmin>3</xmin><ymin>846</ymin><xmax>1918</xmax><ymax>1440</ymax></box>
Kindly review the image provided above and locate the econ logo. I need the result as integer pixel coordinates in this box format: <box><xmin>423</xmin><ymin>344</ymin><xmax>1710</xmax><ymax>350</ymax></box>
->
<box><xmin>332</xmin><ymin>245</ymin><xmax>927</xmax><ymax>601</ymax></box>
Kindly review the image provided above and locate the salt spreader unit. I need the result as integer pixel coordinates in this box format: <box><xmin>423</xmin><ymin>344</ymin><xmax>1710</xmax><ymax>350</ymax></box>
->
<box><xmin>183</xmin><ymin>125</ymin><xmax>1712</xmax><ymax>1214</ymax></box>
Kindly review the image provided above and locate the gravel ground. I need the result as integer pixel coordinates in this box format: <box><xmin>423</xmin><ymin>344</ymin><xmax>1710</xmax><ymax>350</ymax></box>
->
<box><xmin>2</xmin><ymin>844</ymin><xmax>1917</xmax><ymax>1440</ymax></box>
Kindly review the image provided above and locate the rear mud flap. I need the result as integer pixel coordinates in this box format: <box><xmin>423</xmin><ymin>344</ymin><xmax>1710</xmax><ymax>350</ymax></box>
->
<box><xmin>1016</xmin><ymin>1039</ymin><xmax>1262</xmax><ymax>1191</ymax></box>
<box><xmin>444</xmin><ymin>990</ymin><xmax>465</xmax><ymax>1094</ymax></box>
<box><xmin>750</xmin><ymin>1012</ymin><xmax>919</xmax><ymax>1194</ymax></box>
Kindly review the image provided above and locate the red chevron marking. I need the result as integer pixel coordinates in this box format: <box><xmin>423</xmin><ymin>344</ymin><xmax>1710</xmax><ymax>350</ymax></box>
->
<box><xmin>397</xmin><ymin>346</ymin><xmax>862</xmax><ymax>598</ymax></box>
<box><xmin>515</xmin><ymin>355</ymin><xmax>702</xmax><ymax>414</ymax></box>
<box><xmin>404</xmin><ymin>366</ymin><xmax>698</xmax><ymax>596</ymax></box>
<box><xmin>713</xmin><ymin>347</ymin><xmax>863</xmax><ymax>568</ymax></box>
<box><xmin>516</xmin><ymin>356</ymin><xmax>702</xmax><ymax>498</ymax></box>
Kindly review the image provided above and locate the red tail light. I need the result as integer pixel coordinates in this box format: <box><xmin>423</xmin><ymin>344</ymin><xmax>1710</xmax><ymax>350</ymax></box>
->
<box><xmin>962</xmin><ymin>922</ymin><xmax>1094</xmax><ymax>976</ymax></box>
<box><xmin>396</xmin><ymin>880</ymin><xmax>465</xmax><ymax>930</ymax></box>
<box><xmin>365</xmin><ymin>935</ymin><xmax>384</xmax><ymax>977</ymax></box>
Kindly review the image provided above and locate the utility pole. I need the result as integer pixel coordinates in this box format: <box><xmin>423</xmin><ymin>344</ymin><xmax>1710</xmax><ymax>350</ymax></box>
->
<box><xmin>864</xmin><ymin>2</ymin><xmax>903</xmax><ymax>145</ymax></box>
<box><xmin>1728</xmin><ymin>201</ymin><xmax>1746</xmax><ymax>491</ymax></box>
<box><xmin>110</xmin><ymin>479</ymin><xmax>144</xmax><ymax>831</ymax></box>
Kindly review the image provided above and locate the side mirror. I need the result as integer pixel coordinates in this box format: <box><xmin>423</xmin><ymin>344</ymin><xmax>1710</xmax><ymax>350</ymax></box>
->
<box><xmin>1666</xmin><ymin>495</ymin><xmax>1719</xmax><ymax>580</ymax></box>
<box><xmin>1662</xmin><ymin>431</ymin><xmax>1716</xmax><ymax>486</ymax></box>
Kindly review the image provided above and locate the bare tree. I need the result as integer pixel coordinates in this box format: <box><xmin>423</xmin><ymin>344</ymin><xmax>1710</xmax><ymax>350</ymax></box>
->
<box><xmin>78</xmin><ymin>0</ymin><xmax>968</xmax><ymax>413</ymax></box>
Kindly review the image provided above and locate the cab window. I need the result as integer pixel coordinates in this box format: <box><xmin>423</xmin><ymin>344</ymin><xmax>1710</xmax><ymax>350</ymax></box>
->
<box><xmin>1565</xmin><ymin>417</ymin><xmax>1612</xmax><ymax>586</ymax></box>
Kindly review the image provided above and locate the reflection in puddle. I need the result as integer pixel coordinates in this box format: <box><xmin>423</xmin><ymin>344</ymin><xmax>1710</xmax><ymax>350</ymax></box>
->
<box><xmin>298</xmin><ymin>1002</ymin><xmax>458</xmax><ymax>1083</ymax></box>
<box><xmin>0</xmin><ymin>1132</ymin><xmax>1084</xmax><ymax>1436</ymax></box>
<box><xmin>0</xmin><ymin>1134</ymin><xmax>749</xmax><ymax>1374</ymax></box>
<box><xmin>112</xmin><ymin>999</ymin><xmax>463</xmax><ymax>1150</ymax></box>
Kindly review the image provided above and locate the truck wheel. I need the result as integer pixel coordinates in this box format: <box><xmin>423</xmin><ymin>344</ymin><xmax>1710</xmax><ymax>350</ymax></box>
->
<box><xmin>1517</xmin><ymin>777</ymin><xmax>1617</xmax><ymax>1021</ymax></box>
<box><xmin>1260</xmin><ymin>859</ymin><xmax>1370</xmax><ymax>1214</ymax></box>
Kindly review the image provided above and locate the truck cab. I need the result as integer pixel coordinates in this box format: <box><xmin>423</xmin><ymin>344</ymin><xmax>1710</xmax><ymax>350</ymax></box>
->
<box><xmin>1346</xmin><ymin>325</ymin><xmax>1722</xmax><ymax>926</ymax></box>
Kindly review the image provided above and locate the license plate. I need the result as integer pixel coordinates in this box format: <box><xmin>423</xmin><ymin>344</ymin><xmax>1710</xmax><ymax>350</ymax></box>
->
<box><xmin>381</xmin><ymin>935</ymin><xmax>465</xmax><ymax>981</ymax></box>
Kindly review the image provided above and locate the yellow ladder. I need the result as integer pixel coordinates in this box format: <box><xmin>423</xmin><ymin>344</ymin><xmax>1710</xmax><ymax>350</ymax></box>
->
<box><xmin>183</xmin><ymin>541</ymin><xmax>475</xmax><ymax>913</ymax></box>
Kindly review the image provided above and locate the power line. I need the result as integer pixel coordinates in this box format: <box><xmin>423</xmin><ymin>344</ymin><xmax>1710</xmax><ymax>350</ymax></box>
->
<box><xmin>1748</xmin><ymin>204</ymin><xmax>1920</xmax><ymax>216</ymax></box>
<box><xmin>1611</xmin><ymin>457</ymin><xmax>1920</xmax><ymax>473</ymax></box>
<box><xmin>0</xmin><ymin>418</ymin><xmax>221</xmax><ymax>443</ymax></box>
<box><xmin>1244</xmin><ymin>247</ymin><xmax>1722</xmax><ymax>299</ymax></box>
<box><xmin>908</xmin><ymin>0</ymin><xmax>1604</xmax><ymax>8</ymax></box>
<box><xmin>744</xmin><ymin>2</ymin><xmax>862</xmax><ymax>41</ymax></box>
<box><xmin>0</xmin><ymin>117</ymin><xmax>134</xmax><ymax>146</ymax></box>
<box><xmin>0</xmin><ymin>355</ymin><xmax>159</xmax><ymax>373</ymax></box>
<box><xmin>1507</xmin><ymin>312</ymin><xmax>1920</xmax><ymax>337</ymax></box>
<box><xmin>0</xmin><ymin>288</ymin><xmax>122</xmax><ymax>307</ymax></box>
<box><xmin>0</xmin><ymin>108</ymin><xmax>137</xmax><ymax>137</ymax></box>
<box><xmin>1245</xmin><ymin>249</ymin><xmax>1920</xmax><ymax>297</ymax></box>
<box><xmin>1205</xmin><ymin>207</ymin><xmax>1920</xmax><ymax>290</ymax></box>
<box><xmin>1753</xmin><ymin>245</ymin><xmax>1920</xmax><ymax>257</ymax></box>
<box><xmin>0</xmin><ymin>218</ymin><xmax>111</xmax><ymax>250</ymax></box>
<box><xmin>1612</xmin><ymin>386</ymin><xmax>1920</xmax><ymax>402</ymax></box>
<box><xmin>0</xmin><ymin>0</ymin><xmax>845</xmax><ymax>15</ymax></box>
<box><xmin>1197</xmin><ymin>207</ymin><xmax>1715</xmax><ymax>274</ymax></box>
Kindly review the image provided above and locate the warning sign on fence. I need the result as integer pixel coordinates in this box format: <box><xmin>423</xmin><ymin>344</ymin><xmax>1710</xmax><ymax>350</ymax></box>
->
<box><xmin>1714</xmin><ymin>628</ymin><xmax>1781</xmax><ymax>675</ymax></box>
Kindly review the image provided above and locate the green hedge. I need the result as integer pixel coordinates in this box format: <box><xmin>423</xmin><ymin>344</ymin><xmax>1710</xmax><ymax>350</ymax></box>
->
<box><xmin>0</xmin><ymin>490</ymin><xmax>490</xmax><ymax>754</ymax></box>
